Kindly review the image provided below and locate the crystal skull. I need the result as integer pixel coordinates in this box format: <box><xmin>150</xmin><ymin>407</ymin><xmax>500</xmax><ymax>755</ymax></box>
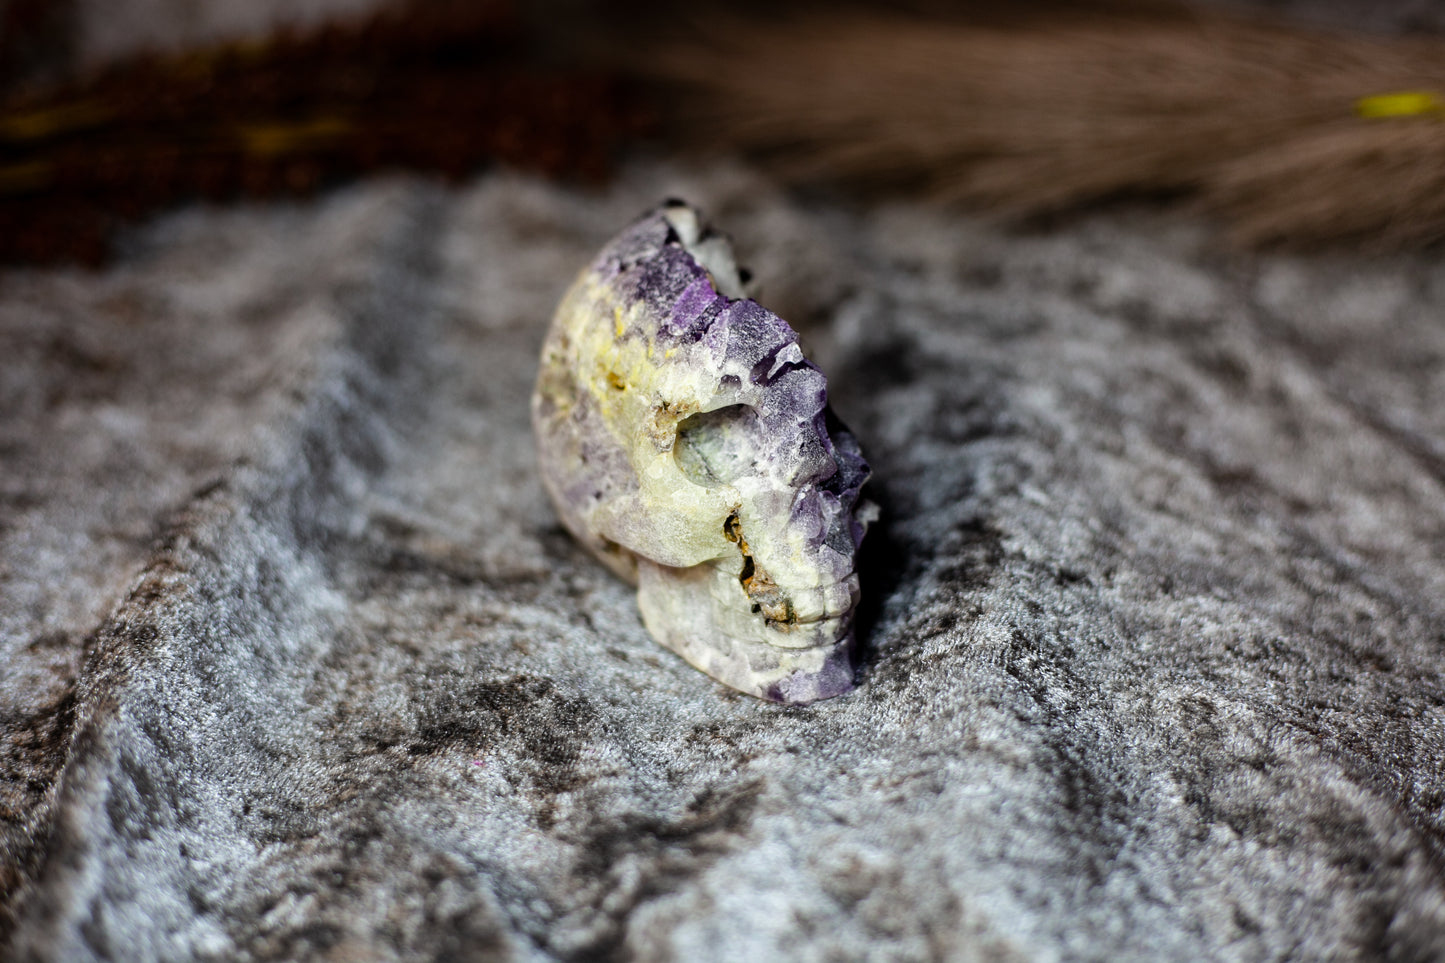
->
<box><xmin>532</xmin><ymin>200</ymin><xmax>872</xmax><ymax>703</ymax></box>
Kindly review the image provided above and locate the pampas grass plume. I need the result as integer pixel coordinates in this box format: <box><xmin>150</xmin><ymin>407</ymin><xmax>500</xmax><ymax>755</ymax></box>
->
<box><xmin>645</xmin><ymin>4</ymin><xmax>1445</xmax><ymax>248</ymax></box>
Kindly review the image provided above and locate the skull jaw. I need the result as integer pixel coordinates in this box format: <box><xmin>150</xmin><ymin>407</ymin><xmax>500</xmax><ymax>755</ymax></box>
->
<box><xmin>635</xmin><ymin>558</ymin><xmax>857</xmax><ymax>703</ymax></box>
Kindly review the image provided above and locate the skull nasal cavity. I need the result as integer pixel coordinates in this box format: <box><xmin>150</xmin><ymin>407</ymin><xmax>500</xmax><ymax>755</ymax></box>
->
<box><xmin>674</xmin><ymin>404</ymin><xmax>759</xmax><ymax>486</ymax></box>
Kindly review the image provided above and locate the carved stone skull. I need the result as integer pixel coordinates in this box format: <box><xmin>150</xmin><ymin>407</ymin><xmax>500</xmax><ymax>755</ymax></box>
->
<box><xmin>532</xmin><ymin>201</ymin><xmax>872</xmax><ymax>703</ymax></box>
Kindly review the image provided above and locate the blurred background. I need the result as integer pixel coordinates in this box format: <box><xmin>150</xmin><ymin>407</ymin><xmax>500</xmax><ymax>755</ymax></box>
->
<box><xmin>4</xmin><ymin>0</ymin><xmax>1445</xmax><ymax>265</ymax></box>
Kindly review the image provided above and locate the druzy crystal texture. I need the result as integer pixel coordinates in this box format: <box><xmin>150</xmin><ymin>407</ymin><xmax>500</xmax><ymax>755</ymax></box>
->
<box><xmin>532</xmin><ymin>201</ymin><xmax>872</xmax><ymax>703</ymax></box>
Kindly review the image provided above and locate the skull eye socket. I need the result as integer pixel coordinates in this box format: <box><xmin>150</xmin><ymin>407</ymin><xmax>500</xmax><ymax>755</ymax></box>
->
<box><xmin>674</xmin><ymin>404</ymin><xmax>759</xmax><ymax>486</ymax></box>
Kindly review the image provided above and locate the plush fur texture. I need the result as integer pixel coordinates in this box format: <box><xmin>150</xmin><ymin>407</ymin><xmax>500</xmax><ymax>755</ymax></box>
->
<box><xmin>2</xmin><ymin>162</ymin><xmax>1445</xmax><ymax>959</ymax></box>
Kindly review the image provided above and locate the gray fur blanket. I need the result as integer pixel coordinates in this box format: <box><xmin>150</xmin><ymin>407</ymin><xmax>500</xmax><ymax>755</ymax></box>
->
<box><xmin>3</xmin><ymin>163</ymin><xmax>1444</xmax><ymax>960</ymax></box>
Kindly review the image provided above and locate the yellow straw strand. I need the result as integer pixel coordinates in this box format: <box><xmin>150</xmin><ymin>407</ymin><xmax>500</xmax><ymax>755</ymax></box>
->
<box><xmin>235</xmin><ymin>118</ymin><xmax>353</xmax><ymax>157</ymax></box>
<box><xmin>0</xmin><ymin>101</ymin><xmax>113</xmax><ymax>142</ymax></box>
<box><xmin>1355</xmin><ymin>91</ymin><xmax>1445</xmax><ymax>119</ymax></box>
